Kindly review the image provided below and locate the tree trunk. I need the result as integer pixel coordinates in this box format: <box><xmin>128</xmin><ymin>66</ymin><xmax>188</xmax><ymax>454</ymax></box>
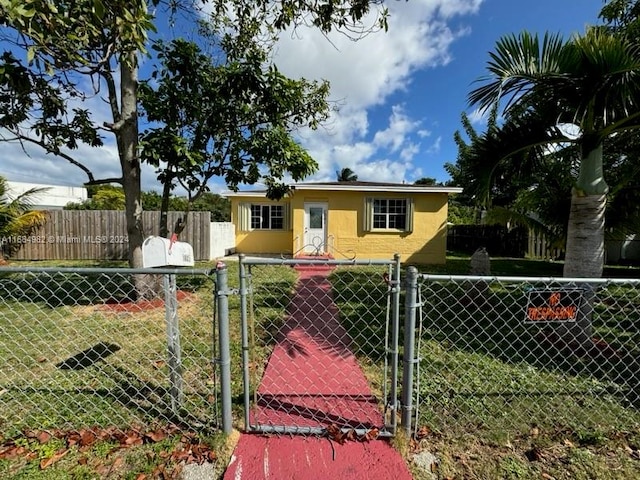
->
<box><xmin>119</xmin><ymin>53</ymin><xmax>144</xmax><ymax>269</ymax></box>
<box><xmin>118</xmin><ymin>53</ymin><xmax>158</xmax><ymax>299</ymax></box>
<box><xmin>559</xmin><ymin>142</ymin><xmax>607</xmax><ymax>348</ymax></box>
<box><xmin>159</xmin><ymin>178</ymin><xmax>172</xmax><ymax>239</ymax></box>
<box><xmin>563</xmin><ymin>193</ymin><xmax>606</xmax><ymax>279</ymax></box>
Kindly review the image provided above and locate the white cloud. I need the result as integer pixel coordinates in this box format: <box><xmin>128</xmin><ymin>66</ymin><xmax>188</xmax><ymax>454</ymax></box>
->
<box><xmin>427</xmin><ymin>136</ymin><xmax>442</xmax><ymax>154</ymax></box>
<box><xmin>372</xmin><ymin>105</ymin><xmax>422</xmax><ymax>152</ymax></box>
<box><xmin>400</xmin><ymin>142</ymin><xmax>420</xmax><ymax>162</ymax></box>
<box><xmin>273</xmin><ymin>0</ymin><xmax>484</xmax><ymax>182</ymax></box>
<box><xmin>1</xmin><ymin>0</ymin><xmax>485</xmax><ymax>191</ymax></box>
<box><xmin>467</xmin><ymin>107</ymin><xmax>489</xmax><ymax>126</ymax></box>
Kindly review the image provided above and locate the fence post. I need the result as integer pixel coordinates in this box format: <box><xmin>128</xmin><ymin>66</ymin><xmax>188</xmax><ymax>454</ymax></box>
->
<box><xmin>401</xmin><ymin>266</ymin><xmax>419</xmax><ymax>435</ymax></box>
<box><xmin>238</xmin><ymin>255</ymin><xmax>251</xmax><ymax>431</ymax></box>
<box><xmin>389</xmin><ymin>254</ymin><xmax>401</xmax><ymax>434</ymax></box>
<box><xmin>216</xmin><ymin>262</ymin><xmax>233</xmax><ymax>434</ymax></box>
<box><xmin>163</xmin><ymin>273</ymin><xmax>183</xmax><ymax>414</ymax></box>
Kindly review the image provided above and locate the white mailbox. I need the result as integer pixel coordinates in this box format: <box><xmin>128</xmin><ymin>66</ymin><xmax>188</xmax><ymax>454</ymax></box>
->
<box><xmin>142</xmin><ymin>236</ymin><xmax>195</xmax><ymax>268</ymax></box>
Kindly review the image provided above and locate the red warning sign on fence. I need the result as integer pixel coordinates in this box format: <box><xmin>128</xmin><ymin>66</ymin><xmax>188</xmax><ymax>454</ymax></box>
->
<box><xmin>524</xmin><ymin>289</ymin><xmax>583</xmax><ymax>323</ymax></box>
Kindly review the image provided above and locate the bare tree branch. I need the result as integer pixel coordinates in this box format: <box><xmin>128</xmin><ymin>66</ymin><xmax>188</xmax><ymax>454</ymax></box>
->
<box><xmin>5</xmin><ymin>133</ymin><xmax>96</xmax><ymax>183</ymax></box>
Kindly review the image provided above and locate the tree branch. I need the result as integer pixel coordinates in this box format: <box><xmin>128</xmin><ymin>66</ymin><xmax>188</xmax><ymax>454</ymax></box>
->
<box><xmin>101</xmin><ymin>69</ymin><xmax>121</xmax><ymax>125</ymax></box>
<box><xmin>84</xmin><ymin>177</ymin><xmax>124</xmax><ymax>186</ymax></box>
<box><xmin>6</xmin><ymin>133</ymin><xmax>97</xmax><ymax>184</ymax></box>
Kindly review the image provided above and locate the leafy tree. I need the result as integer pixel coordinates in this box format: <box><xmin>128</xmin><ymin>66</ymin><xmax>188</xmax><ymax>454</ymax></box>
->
<box><xmin>0</xmin><ymin>176</ymin><xmax>47</xmax><ymax>259</ymax></box>
<box><xmin>65</xmin><ymin>185</ymin><xmax>126</xmax><ymax>210</ymax></box>
<box><xmin>413</xmin><ymin>177</ymin><xmax>438</xmax><ymax>186</ymax></box>
<box><xmin>0</xmin><ymin>0</ymin><xmax>395</xmax><ymax>270</ymax></box>
<box><xmin>600</xmin><ymin>0</ymin><xmax>640</xmax><ymax>39</ymax></box>
<box><xmin>449</xmin><ymin>107</ymin><xmax>575</xmax><ymax>240</ymax></box>
<box><xmin>139</xmin><ymin>37</ymin><xmax>328</xmax><ymax>236</ymax></box>
<box><xmin>0</xmin><ymin>0</ymin><xmax>155</xmax><ymax>271</ymax></box>
<box><xmin>67</xmin><ymin>187</ymin><xmax>230</xmax><ymax>222</ymax></box>
<box><xmin>336</xmin><ymin>167</ymin><xmax>358</xmax><ymax>182</ymax></box>
<box><xmin>447</xmin><ymin>200</ymin><xmax>477</xmax><ymax>225</ymax></box>
<box><xmin>153</xmin><ymin>192</ymin><xmax>230</xmax><ymax>223</ymax></box>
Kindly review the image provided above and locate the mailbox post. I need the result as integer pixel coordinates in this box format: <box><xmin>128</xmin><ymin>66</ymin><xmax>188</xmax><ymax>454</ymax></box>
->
<box><xmin>141</xmin><ymin>236</ymin><xmax>195</xmax><ymax>415</ymax></box>
<box><xmin>163</xmin><ymin>273</ymin><xmax>183</xmax><ymax>413</ymax></box>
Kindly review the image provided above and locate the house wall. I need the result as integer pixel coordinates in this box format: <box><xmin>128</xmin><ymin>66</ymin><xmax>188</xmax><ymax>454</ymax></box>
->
<box><xmin>290</xmin><ymin>189</ymin><xmax>449</xmax><ymax>264</ymax></box>
<box><xmin>6</xmin><ymin>181</ymin><xmax>87</xmax><ymax>209</ymax></box>
<box><xmin>230</xmin><ymin>190</ymin><xmax>450</xmax><ymax>263</ymax></box>
<box><xmin>230</xmin><ymin>198</ymin><xmax>293</xmax><ymax>254</ymax></box>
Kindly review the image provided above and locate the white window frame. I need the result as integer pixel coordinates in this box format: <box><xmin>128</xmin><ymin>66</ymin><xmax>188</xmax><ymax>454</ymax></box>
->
<box><xmin>251</xmin><ymin>204</ymin><xmax>284</xmax><ymax>230</ymax></box>
<box><xmin>364</xmin><ymin>197</ymin><xmax>414</xmax><ymax>233</ymax></box>
<box><xmin>237</xmin><ymin>202</ymin><xmax>291</xmax><ymax>231</ymax></box>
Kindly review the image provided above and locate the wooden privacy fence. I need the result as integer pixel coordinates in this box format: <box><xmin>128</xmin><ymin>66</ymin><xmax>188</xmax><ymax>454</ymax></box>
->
<box><xmin>9</xmin><ymin>210</ymin><xmax>211</xmax><ymax>261</ymax></box>
<box><xmin>527</xmin><ymin>229</ymin><xmax>564</xmax><ymax>261</ymax></box>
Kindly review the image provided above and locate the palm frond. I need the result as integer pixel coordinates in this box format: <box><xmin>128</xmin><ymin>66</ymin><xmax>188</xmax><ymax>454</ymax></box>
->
<box><xmin>469</xmin><ymin>31</ymin><xmax>566</xmax><ymax>113</ymax></box>
<box><xmin>471</xmin><ymin>28</ymin><xmax>640</xmax><ymax>133</ymax></box>
<box><xmin>0</xmin><ymin>177</ymin><xmax>49</xmax><ymax>251</ymax></box>
<box><xmin>484</xmin><ymin>206</ymin><xmax>550</xmax><ymax>234</ymax></box>
<box><xmin>5</xmin><ymin>187</ymin><xmax>48</xmax><ymax>213</ymax></box>
<box><xmin>464</xmin><ymin>107</ymin><xmax>575</xmax><ymax>206</ymax></box>
<box><xmin>4</xmin><ymin>210</ymin><xmax>47</xmax><ymax>234</ymax></box>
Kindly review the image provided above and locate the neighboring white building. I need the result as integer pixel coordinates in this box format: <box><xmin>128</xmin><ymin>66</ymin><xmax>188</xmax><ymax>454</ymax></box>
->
<box><xmin>5</xmin><ymin>180</ymin><xmax>88</xmax><ymax>209</ymax></box>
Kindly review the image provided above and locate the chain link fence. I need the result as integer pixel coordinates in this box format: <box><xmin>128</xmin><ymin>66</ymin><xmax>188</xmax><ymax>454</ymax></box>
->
<box><xmin>405</xmin><ymin>273</ymin><xmax>640</xmax><ymax>440</ymax></box>
<box><xmin>0</xmin><ymin>267</ymin><xmax>219</xmax><ymax>439</ymax></box>
<box><xmin>5</xmin><ymin>262</ymin><xmax>640</xmax><ymax>448</ymax></box>
<box><xmin>239</xmin><ymin>257</ymin><xmax>401</xmax><ymax>437</ymax></box>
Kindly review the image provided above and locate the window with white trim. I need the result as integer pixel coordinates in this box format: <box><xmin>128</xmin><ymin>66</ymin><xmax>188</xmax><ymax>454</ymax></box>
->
<box><xmin>373</xmin><ymin>198</ymin><xmax>407</xmax><ymax>229</ymax></box>
<box><xmin>237</xmin><ymin>202</ymin><xmax>291</xmax><ymax>231</ymax></box>
<box><xmin>363</xmin><ymin>197</ymin><xmax>414</xmax><ymax>232</ymax></box>
<box><xmin>250</xmin><ymin>204</ymin><xmax>284</xmax><ymax>230</ymax></box>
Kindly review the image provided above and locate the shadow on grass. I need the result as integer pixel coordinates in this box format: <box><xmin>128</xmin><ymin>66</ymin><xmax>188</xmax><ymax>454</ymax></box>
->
<box><xmin>3</xmin><ymin>357</ymin><xmax>216</xmax><ymax>434</ymax></box>
<box><xmin>56</xmin><ymin>342</ymin><xmax>121</xmax><ymax>370</ymax></box>
<box><xmin>328</xmin><ymin>267</ymin><xmax>394</xmax><ymax>362</ymax></box>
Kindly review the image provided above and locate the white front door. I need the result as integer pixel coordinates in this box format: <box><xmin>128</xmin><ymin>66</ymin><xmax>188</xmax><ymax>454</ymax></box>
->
<box><xmin>303</xmin><ymin>203</ymin><xmax>327</xmax><ymax>254</ymax></box>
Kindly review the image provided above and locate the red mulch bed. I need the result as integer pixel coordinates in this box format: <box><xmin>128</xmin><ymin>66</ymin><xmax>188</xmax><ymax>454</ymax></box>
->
<box><xmin>100</xmin><ymin>290</ymin><xmax>194</xmax><ymax>313</ymax></box>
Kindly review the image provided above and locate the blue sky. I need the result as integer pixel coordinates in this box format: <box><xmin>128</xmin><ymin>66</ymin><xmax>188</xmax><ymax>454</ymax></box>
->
<box><xmin>1</xmin><ymin>0</ymin><xmax>606</xmax><ymax>192</ymax></box>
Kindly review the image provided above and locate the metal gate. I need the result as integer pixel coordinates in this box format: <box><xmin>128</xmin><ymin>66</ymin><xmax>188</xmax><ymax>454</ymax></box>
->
<box><xmin>238</xmin><ymin>255</ymin><xmax>401</xmax><ymax>438</ymax></box>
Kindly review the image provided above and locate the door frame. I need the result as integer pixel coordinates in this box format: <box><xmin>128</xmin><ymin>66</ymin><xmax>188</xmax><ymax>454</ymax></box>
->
<box><xmin>303</xmin><ymin>202</ymin><xmax>328</xmax><ymax>254</ymax></box>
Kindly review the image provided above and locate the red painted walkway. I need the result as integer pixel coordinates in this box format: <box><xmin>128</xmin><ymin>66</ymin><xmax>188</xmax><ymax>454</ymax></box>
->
<box><xmin>223</xmin><ymin>265</ymin><xmax>412</xmax><ymax>480</ymax></box>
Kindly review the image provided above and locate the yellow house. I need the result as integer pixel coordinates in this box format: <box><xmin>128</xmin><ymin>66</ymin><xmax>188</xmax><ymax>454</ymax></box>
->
<box><xmin>225</xmin><ymin>181</ymin><xmax>462</xmax><ymax>264</ymax></box>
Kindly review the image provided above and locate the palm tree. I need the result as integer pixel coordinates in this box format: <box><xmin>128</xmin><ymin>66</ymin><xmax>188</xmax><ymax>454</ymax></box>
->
<box><xmin>0</xmin><ymin>177</ymin><xmax>48</xmax><ymax>259</ymax></box>
<box><xmin>468</xmin><ymin>29</ymin><xmax>640</xmax><ymax>344</ymax></box>
<box><xmin>469</xmin><ymin>29</ymin><xmax>640</xmax><ymax>276</ymax></box>
<box><xmin>336</xmin><ymin>167</ymin><xmax>358</xmax><ymax>182</ymax></box>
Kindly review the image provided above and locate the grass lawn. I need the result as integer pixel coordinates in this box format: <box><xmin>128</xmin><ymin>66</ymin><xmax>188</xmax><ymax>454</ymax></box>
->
<box><xmin>0</xmin><ymin>262</ymin><xmax>235</xmax><ymax>479</ymax></box>
<box><xmin>1</xmin><ymin>256</ymin><xmax>639</xmax><ymax>479</ymax></box>
<box><xmin>404</xmin><ymin>255</ymin><xmax>640</xmax><ymax>479</ymax></box>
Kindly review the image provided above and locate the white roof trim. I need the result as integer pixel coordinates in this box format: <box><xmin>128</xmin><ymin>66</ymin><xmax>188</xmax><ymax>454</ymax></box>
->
<box><xmin>223</xmin><ymin>191</ymin><xmax>269</xmax><ymax>198</ymax></box>
<box><xmin>223</xmin><ymin>185</ymin><xmax>463</xmax><ymax>197</ymax></box>
<box><xmin>291</xmin><ymin>183</ymin><xmax>463</xmax><ymax>193</ymax></box>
